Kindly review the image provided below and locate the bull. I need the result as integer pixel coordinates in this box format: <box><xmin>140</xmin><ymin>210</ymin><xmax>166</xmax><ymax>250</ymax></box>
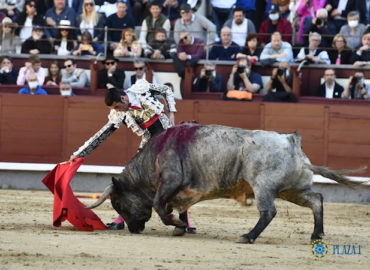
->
<box><xmin>88</xmin><ymin>123</ymin><xmax>365</xmax><ymax>243</ymax></box>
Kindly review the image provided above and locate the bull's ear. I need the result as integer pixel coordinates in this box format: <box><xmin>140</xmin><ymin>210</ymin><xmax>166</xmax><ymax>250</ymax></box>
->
<box><xmin>112</xmin><ymin>177</ymin><xmax>123</xmax><ymax>193</ymax></box>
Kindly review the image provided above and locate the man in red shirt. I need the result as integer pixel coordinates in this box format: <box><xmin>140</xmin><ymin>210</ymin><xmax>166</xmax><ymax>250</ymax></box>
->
<box><xmin>258</xmin><ymin>3</ymin><xmax>293</xmax><ymax>47</ymax></box>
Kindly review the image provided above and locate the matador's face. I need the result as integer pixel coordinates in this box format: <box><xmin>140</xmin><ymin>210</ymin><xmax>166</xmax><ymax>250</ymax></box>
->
<box><xmin>109</xmin><ymin>95</ymin><xmax>129</xmax><ymax>112</ymax></box>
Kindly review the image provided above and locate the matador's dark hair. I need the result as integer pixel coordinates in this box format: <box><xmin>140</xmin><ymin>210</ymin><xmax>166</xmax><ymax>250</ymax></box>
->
<box><xmin>105</xmin><ymin>88</ymin><xmax>127</xmax><ymax>106</ymax></box>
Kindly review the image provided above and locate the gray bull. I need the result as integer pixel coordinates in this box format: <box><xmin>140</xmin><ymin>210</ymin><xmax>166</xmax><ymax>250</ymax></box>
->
<box><xmin>88</xmin><ymin>123</ymin><xmax>364</xmax><ymax>243</ymax></box>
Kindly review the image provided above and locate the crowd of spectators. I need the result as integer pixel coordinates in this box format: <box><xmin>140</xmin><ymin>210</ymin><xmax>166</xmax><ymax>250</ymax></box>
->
<box><xmin>0</xmin><ymin>0</ymin><xmax>369</xmax><ymax>101</ymax></box>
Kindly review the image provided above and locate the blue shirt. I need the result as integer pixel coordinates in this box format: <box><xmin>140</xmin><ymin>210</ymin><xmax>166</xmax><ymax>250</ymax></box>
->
<box><xmin>233</xmin><ymin>71</ymin><xmax>263</xmax><ymax>92</ymax></box>
<box><xmin>209</xmin><ymin>41</ymin><xmax>241</xmax><ymax>60</ymax></box>
<box><xmin>260</xmin><ymin>41</ymin><xmax>294</xmax><ymax>63</ymax></box>
<box><xmin>44</xmin><ymin>6</ymin><xmax>76</xmax><ymax>38</ymax></box>
<box><xmin>18</xmin><ymin>86</ymin><xmax>48</xmax><ymax>95</ymax></box>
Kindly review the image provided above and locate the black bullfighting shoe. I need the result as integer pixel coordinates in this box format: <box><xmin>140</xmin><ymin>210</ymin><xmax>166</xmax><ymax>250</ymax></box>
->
<box><xmin>106</xmin><ymin>222</ymin><xmax>125</xmax><ymax>230</ymax></box>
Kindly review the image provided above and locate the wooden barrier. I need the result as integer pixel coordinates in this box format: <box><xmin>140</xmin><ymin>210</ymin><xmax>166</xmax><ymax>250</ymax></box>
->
<box><xmin>0</xmin><ymin>93</ymin><xmax>369</xmax><ymax>176</ymax></box>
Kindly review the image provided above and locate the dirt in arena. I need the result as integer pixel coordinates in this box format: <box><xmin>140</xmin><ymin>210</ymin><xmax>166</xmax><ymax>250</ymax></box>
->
<box><xmin>0</xmin><ymin>189</ymin><xmax>369</xmax><ymax>270</ymax></box>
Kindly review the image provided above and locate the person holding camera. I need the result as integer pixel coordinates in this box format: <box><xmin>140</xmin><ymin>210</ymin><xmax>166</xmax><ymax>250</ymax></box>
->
<box><xmin>295</xmin><ymin>32</ymin><xmax>330</xmax><ymax>64</ymax></box>
<box><xmin>192</xmin><ymin>62</ymin><xmax>223</xmax><ymax>92</ymax></box>
<box><xmin>342</xmin><ymin>70</ymin><xmax>370</xmax><ymax>100</ymax></box>
<box><xmin>302</xmin><ymin>8</ymin><xmax>337</xmax><ymax>48</ymax></box>
<box><xmin>263</xmin><ymin>62</ymin><xmax>295</xmax><ymax>102</ymax></box>
<box><xmin>226</xmin><ymin>56</ymin><xmax>263</xmax><ymax>93</ymax></box>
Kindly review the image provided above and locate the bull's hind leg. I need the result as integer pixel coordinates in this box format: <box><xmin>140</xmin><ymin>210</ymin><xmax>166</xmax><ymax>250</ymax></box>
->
<box><xmin>236</xmin><ymin>189</ymin><xmax>277</xmax><ymax>244</ymax></box>
<box><xmin>278</xmin><ymin>189</ymin><xmax>324</xmax><ymax>240</ymax></box>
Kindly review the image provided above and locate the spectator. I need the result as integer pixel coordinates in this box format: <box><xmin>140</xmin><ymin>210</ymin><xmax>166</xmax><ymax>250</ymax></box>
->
<box><xmin>234</xmin><ymin>0</ymin><xmax>256</xmax><ymax>21</ymax></box>
<box><xmin>277</xmin><ymin>0</ymin><xmax>292</xmax><ymax>19</ymax></box>
<box><xmin>296</xmin><ymin>32</ymin><xmax>330</xmax><ymax>64</ymax></box>
<box><xmin>21</xmin><ymin>25</ymin><xmax>53</xmax><ymax>55</ymax></box>
<box><xmin>209</xmin><ymin>26</ymin><xmax>240</xmax><ymax>61</ymax></box>
<box><xmin>342</xmin><ymin>70</ymin><xmax>370</xmax><ymax>100</ymax></box>
<box><xmin>127</xmin><ymin>60</ymin><xmax>157</xmax><ymax>87</ymax></box>
<box><xmin>316</xmin><ymin>68</ymin><xmax>344</xmax><ymax>98</ymax></box>
<box><xmin>113</xmin><ymin>27</ymin><xmax>142</xmax><ymax>57</ymax></box>
<box><xmin>339</xmin><ymin>11</ymin><xmax>367</xmax><ymax>50</ymax></box>
<box><xmin>173</xmin><ymin>31</ymin><xmax>205</xmax><ymax>78</ymax></box>
<box><xmin>18</xmin><ymin>73</ymin><xmax>48</xmax><ymax>95</ymax></box>
<box><xmin>0</xmin><ymin>17</ymin><xmax>22</xmax><ymax>54</ymax></box>
<box><xmin>44</xmin><ymin>0</ymin><xmax>76</xmax><ymax>41</ymax></box>
<box><xmin>72</xmin><ymin>31</ymin><xmax>103</xmax><ymax>56</ymax></box>
<box><xmin>0</xmin><ymin>0</ymin><xmax>23</xmax><ymax>19</ymax></box>
<box><xmin>16</xmin><ymin>55</ymin><xmax>46</xmax><ymax>86</ymax></box>
<box><xmin>0</xmin><ymin>56</ymin><xmax>19</xmax><ymax>84</ymax></box>
<box><xmin>61</xmin><ymin>58</ymin><xmax>89</xmax><ymax>88</ymax></box>
<box><xmin>66</xmin><ymin>0</ymin><xmax>83</xmax><ymax>15</ymax></box>
<box><xmin>59</xmin><ymin>80</ymin><xmax>76</xmax><ymax>96</ymax></box>
<box><xmin>328</xmin><ymin>34</ymin><xmax>353</xmax><ymax>64</ymax></box>
<box><xmin>144</xmin><ymin>28</ymin><xmax>176</xmax><ymax>59</ymax></box>
<box><xmin>98</xmin><ymin>56</ymin><xmax>125</xmax><ymax>89</ymax></box>
<box><xmin>302</xmin><ymin>8</ymin><xmax>337</xmax><ymax>48</ymax></box>
<box><xmin>223</xmin><ymin>6</ymin><xmax>256</xmax><ymax>47</ymax></box>
<box><xmin>192</xmin><ymin>61</ymin><xmax>223</xmax><ymax>92</ymax></box>
<box><xmin>263</xmin><ymin>62</ymin><xmax>295</xmax><ymax>102</ymax></box>
<box><xmin>240</xmin><ymin>33</ymin><xmax>262</xmax><ymax>63</ymax></box>
<box><xmin>226</xmin><ymin>56</ymin><xmax>263</xmax><ymax>93</ymax></box>
<box><xmin>76</xmin><ymin>0</ymin><xmax>105</xmax><ymax>42</ymax></box>
<box><xmin>106</xmin><ymin>0</ymin><xmax>135</xmax><ymax>52</ymax></box>
<box><xmin>44</xmin><ymin>60</ymin><xmax>62</xmax><ymax>86</ymax></box>
<box><xmin>15</xmin><ymin>0</ymin><xmax>44</xmax><ymax>42</ymax></box>
<box><xmin>325</xmin><ymin>0</ymin><xmax>359</xmax><ymax>32</ymax></box>
<box><xmin>139</xmin><ymin>0</ymin><xmax>170</xmax><ymax>48</ymax></box>
<box><xmin>259</xmin><ymin>4</ymin><xmax>293</xmax><ymax>46</ymax></box>
<box><xmin>352</xmin><ymin>31</ymin><xmax>370</xmax><ymax>67</ymax></box>
<box><xmin>210</xmin><ymin>0</ymin><xmax>235</xmax><ymax>32</ymax></box>
<box><xmin>53</xmin><ymin>19</ymin><xmax>76</xmax><ymax>55</ymax></box>
<box><xmin>161</xmin><ymin>0</ymin><xmax>186</xmax><ymax>28</ymax></box>
<box><xmin>131</xmin><ymin>0</ymin><xmax>150</xmax><ymax>26</ymax></box>
<box><xmin>260</xmin><ymin>32</ymin><xmax>294</xmax><ymax>63</ymax></box>
<box><xmin>296</xmin><ymin>0</ymin><xmax>326</xmax><ymax>44</ymax></box>
<box><xmin>173</xmin><ymin>3</ymin><xmax>216</xmax><ymax>44</ymax></box>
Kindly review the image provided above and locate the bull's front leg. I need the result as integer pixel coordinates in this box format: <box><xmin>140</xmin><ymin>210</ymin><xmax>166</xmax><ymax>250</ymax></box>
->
<box><xmin>152</xmin><ymin>174</ymin><xmax>187</xmax><ymax>228</ymax></box>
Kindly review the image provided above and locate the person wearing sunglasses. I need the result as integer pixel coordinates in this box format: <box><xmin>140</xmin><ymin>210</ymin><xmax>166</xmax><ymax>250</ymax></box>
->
<box><xmin>54</xmin><ymin>19</ymin><xmax>77</xmax><ymax>55</ymax></box>
<box><xmin>127</xmin><ymin>60</ymin><xmax>157</xmax><ymax>88</ymax></box>
<box><xmin>173</xmin><ymin>3</ymin><xmax>216</xmax><ymax>44</ymax></box>
<box><xmin>76</xmin><ymin>0</ymin><xmax>105</xmax><ymax>42</ymax></box>
<box><xmin>98</xmin><ymin>56</ymin><xmax>126</xmax><ymax>89</ymax></box>
<box><xmin>61</xmin><ymin>58</ymin><xmax>89</xmax><ymax>88</ymax></box>
<box><xmin>15</xmin><ymin>0</ymin><xmax>44</xmax><ymax>42</ymax></box>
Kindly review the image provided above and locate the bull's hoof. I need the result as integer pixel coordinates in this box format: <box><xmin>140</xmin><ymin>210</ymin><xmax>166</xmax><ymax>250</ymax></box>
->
<box><xmin>172</xmin><ymin>226</ymin><xmax>186</xmax><ymax>236</ymax></box>
<box><xmin>311</xmin><ymin>232</ymin><xmax>325</xmax><ymax>240</ymax></box>
<box><xmin>235</xmin><ymin>235</ymin><xmax>255</xmax><ymax>244</ymax></box>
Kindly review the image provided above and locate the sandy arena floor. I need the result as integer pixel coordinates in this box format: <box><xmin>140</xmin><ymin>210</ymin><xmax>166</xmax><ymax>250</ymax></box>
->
<box><xmin>0</xmin><ymin>189</ymin><xmax>369</xmax><ymax>270</ymax></box>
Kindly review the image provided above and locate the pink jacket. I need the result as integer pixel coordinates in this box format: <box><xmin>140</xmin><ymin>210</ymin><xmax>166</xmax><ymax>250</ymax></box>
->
<box><xmin>297</xmin><ymin>0</ymin><xmax>326</xmax><ymax>43</ymax></box>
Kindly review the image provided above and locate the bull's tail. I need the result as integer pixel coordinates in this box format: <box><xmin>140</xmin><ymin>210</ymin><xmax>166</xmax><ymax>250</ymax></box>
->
<box><xmin>305</xmin><ymin>164</ymin><xmax>369</xmax><ymax>188</ymax></box>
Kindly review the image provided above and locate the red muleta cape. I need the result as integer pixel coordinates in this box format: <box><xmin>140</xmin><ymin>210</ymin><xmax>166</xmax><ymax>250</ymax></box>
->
<box><xmin>42</xmin><ymin>158</ymin><xmax>107</xmax><ymax>231</ymax></box>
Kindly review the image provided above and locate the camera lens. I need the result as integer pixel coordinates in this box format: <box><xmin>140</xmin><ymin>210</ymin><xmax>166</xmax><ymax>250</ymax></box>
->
<box><xmin>316</xmin><ymin>18</ymin><xmax>322</xmax><ymax>25</ymax></box>
<box><xmin>237</xmin><ymin>66</ymin><xmax>245</xmax><ymax>74</ymax></box>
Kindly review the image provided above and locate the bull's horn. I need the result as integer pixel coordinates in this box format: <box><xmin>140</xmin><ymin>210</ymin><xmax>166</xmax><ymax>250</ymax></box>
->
<box><xmin>85</xmin><ymin>184</ymin><xmax>113</xmax><ymax>209</ymax></box>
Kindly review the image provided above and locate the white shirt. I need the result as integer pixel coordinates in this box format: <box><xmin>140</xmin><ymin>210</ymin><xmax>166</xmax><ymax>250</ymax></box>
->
<box><xmin>210</xmin><ymin>0</ymin><xmax>236</xmax><ymax>9</ymax></box>
<box><xmin>325</xmin><ymin>83</ymin><xmax>335</xmax><ymax>98</ymax></box>
<box><xmin>80</xmin><ymin>20</ymin><xmax>95</xmax><ymax>38</ymax></box>
<box><xmin>231</xmin><ymin>18</ymin><xmax>248</xmax><ymax>47</ymax></box>
<box><xmin>19</xmin><ymin>17</ymin><xmax>33</xmax><ymax>42</ymax></box>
